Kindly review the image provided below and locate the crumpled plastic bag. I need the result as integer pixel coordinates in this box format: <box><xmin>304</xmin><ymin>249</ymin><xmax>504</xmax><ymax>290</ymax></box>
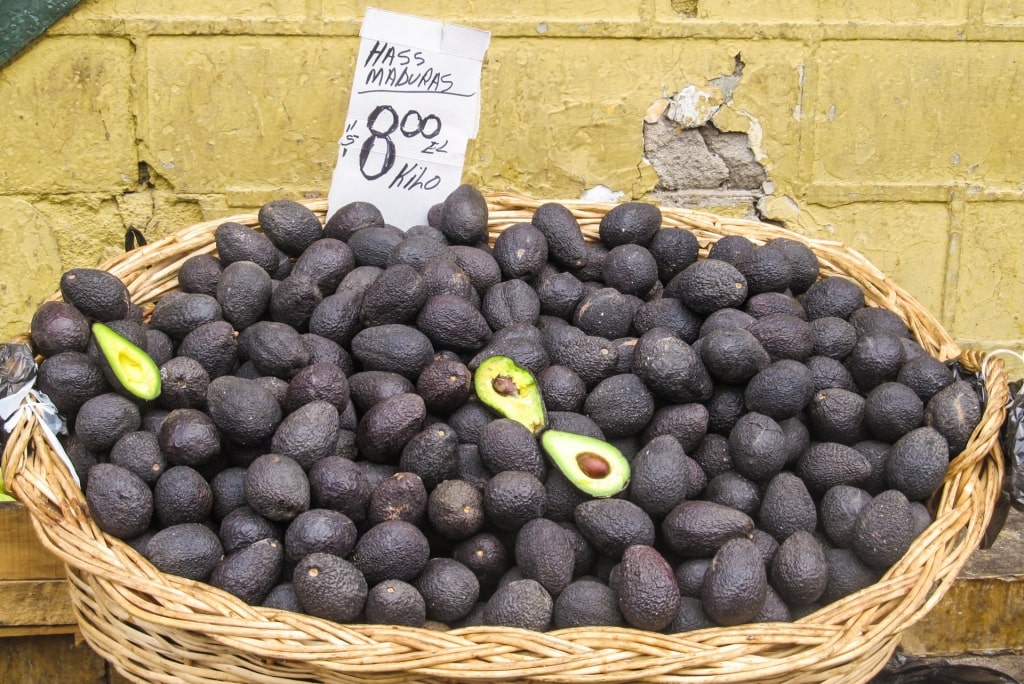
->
<box><xmin>0</xmin><ymin>342</ymin><xmax>36</xmax><ymax>400</ymax></box>
<box><xmin>0</xmin><ymin>341</ymin><xmax>78</xmax><ymax>489</ymax></box>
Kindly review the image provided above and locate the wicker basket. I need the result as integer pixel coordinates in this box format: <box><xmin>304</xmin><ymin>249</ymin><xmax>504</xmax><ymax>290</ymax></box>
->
<box><xmin>2</xmin><ymin>193</ymin><xmax>1010</xmax><ymax>684</ymax></box>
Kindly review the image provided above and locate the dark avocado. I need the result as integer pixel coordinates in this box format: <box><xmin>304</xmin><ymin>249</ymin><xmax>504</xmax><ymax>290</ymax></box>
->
<box><xmin>356</xmin><ymin>392</ymin><xmax>427</xmax><ymax>463</ymax></box>
<box><xmin>148</xmin><ymin>292</ymin><xmax>223</xmax><ymax>342</ymax></box>
<box><xmin>660</xmin><ymin>500</ymin><xmax>754</xmax><ymax>558</ymax></box>
<box><xmin>269</xmin><ymin>273</ymin><xmax>323</xmax><ymax>331</ymax></box>
<box><xmin>179</xmin><ymin>254</ymin><xmax>223</xmax><ymax>297</ymax></box>
<box><xmin>481</xmin><ymin>279</ymin><xmax>541</xmax><ymax>330</ymax></box>
<box><xmin>36</xmin><ymin>351</ymin><xmax>108</xmax><ymax>418</ymax></box>
<box><xmin>598</xmin><ymin>201</ymin><xmax>662</xmax><ymax>247</ymax></box>
<box><xmin>351</xmin><ymin>519</ymin><xmax>431</xmax><ymax>584</ymax></box>
<box><xmin>769</xmin><ymin>530</ymin><xmax>828</xmax><ymax>606</ymax></box>
<box><xmin>572</xmin><ymin>287</ymin><xmax>634</xmax><ymax>340</ymax></box>
<box><xmin>801</xmin><ymin>276</ymin><xmax>865</xmax><ymax>321</ymax></box>
<box><xmin>292</xmin><ymin>237</ymin><xmax>354</xmax><ymax>296</ymax></box>
<box><xmin>665</xmin><ymin>258</ymin><xmax>748</xmax><ymax>314</ymax></box>
<box><xmin>482</xmin><ymin>470</ymin><xmax>547</xmax><ymax>531</ymax></box>
<box><xmin>244</xmin><ymin>453</ymin><xmax>310</xmax><ymax>522</ymax></box>
<box><xmin>648</xmin><ymin>226</ymin><xmax>699</xmax><ymax>283</ymax></box>
<box><xmin>324</xmin><ymin>200</ymin><xmax>385</xmax><ymax>241</ymax></box>
<box><xmin>415</xmin><ymin>557</ymin><xmax>480</xmax><ymax>623</ymax></box>
<box><xmin>416</xmin><ymin>294</ymin><xmax>492</xmax><ymax>353</ymax></box>
<box><xmin>757</xmin><ymin>471</ymin><xmax>818</xmax><ymax>542</ymax></box>
<box><xmin>31</xmin><ymin>301</ymin><xmax>91</xmax><ymax>357</ymax></box>
<box><xmin>351</xmin><ymin>324</ymin><xmax>434</xmax><ymax>380</ymax></box>
<box><xmin>531</xmin><ymin>202</ymin><xmax>588</xmax><ymax>270</ymax></box>
<box><xmin>216</xmin><ymin>260</ymin><xmax>272</xmax><ymax>330</ymax></box>
<box><xmin>360</xmin><ymin>263</ymin><xmax>428</xmax><ymax>326</ymax></box>
<box><xmin>701</xmin><ymin>537</ymin><xmax>768</xmax><ymax>625</ymax></box>
<box><xmin>284</xmin><ymin>362</ymin><xmax>350</xmax><ymax>414</ymax></box>
<box><xmin>85</xmin><ymin>463</ymin><xmax>153</xmax><ymax>539</ymax></box>
<box><xmin>478</xmin><ymin>418</ymin><xmax>546</xmax><ymax>479</ymax></box>
<box><xmin>367</xmin><ymin>471</ymin><xmax>428</xmax><ymax>527</ymax></box>
<box><xmin>74</xmin><ymin>392</ymin><xmax>142</xmax><ymax>453</ymax></box>
<box><xmin>59</xmin><ymin>268</ymin><xmax>132</xmax><ymax>322</ymax></box>
<box><xmin>553</xmin><ymin>579</ymin><xmax>622</xmax><ymax>628</ymax></box>
<box><xmin>215</xmin><ymin>221</ymin><xmax>280</xmax><ymax>273</ymax></box>
<box><xmin>206</xmin><ymin>375</ymin><xmax>282</xmax><ymax>446</ymax></box>
<box><xmin>399</xmin><ymin>423</ymin><xmax>460</xmax><ymax>489</ymax></box>
<box><xmin>364</xmin><ymin>579</ymin><xmax>426</xmax><ymax>626</ymax></box>
<box><xmin>258</xmin><ymin>199</ymin><xmax>324</xmax><ymax>256</ymax></box>
<box><xmin>493</xmin><ymin>222</ymin><xmax>549</xmax><ymax>280</ymax></box>
<box><xmin>152</xmin><ymin>465</ymin><xmax>212</xmax><ymax>528</ymax></box>
<box><xmin>627</xmin><ymin>435</ymin><xmax>690</xmax><ymax>518</ymax></box>
<box><xmin>176</xmin><ymin>320</ymin><xmax>237</xmax><ymax>380</ymax></box>
<box><xmin>440</xmin><ymin>183</ymin><xmax>489</xmax><ymax>245</ymax></box>
<box><xmin>158</xmin><ymin>407</ymin><xmax>221</xmax><ymax>468</ymax></box>
<box><xmin>602</xmin><ymin>244</ymin><xmax>659</xmax><ymax>297</ymax></box>
<box><xmin>484</xmin><ymin>579</ymin><xmax>553</xmax><ymax>631</ymax></box>
<box><xmin>271</xmin><ymin>401</ymin><xmax>340</xmax><ymax>470</ymax></box>
<box><xmin>583</xmin><ymin>373</ymin><xmax>655</xmax><ymax>439</ymax></box>
<box><xmin>144</xmin><ymin>522</ymin><xmax>224</xmax><ymax>581</ymax></box>
<box><xmin>308</xmin><ymin>288</ymin><xmax>364</xmax><ymax>347</ymax></box>
<box><xmin>210</xmin><ymin>537</ymin><xmax>284</xmax><ymax>605</ymax></box>
<box><xmin>885</xmin><ymin>426</ymin><xmax>950</xmax><ymax>501</ymax></box>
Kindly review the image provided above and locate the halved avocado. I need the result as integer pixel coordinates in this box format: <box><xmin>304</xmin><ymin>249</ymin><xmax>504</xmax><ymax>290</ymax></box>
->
<box><xmin>473</xmin><ymin>355</ymin><xmax>547</xmax><ymax>435</ymax></box>
<box><xmin>540</xmin><ymin>429</ymin><xmax>630</xmax><ymax>498</ymax></box>
<box><xmin>91</xmin><ymin>322</ymin><xmax>161</xmax><ymax>401</ymax></box>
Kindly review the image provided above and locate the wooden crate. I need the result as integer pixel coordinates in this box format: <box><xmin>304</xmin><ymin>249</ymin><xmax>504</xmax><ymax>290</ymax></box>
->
<box><xmin>0</xmin><ymin>502</ymin><xmax>75</xmax><ymax>637</ymax></box>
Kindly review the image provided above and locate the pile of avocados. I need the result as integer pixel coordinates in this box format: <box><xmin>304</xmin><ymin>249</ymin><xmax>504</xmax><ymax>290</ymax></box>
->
<box><xmin>29</xmin><ymin>184</ymin><xmax>984</xmax><ymax>633</ymax></box>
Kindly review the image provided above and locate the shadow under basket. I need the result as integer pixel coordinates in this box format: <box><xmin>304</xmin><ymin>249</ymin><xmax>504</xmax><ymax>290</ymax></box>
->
<box><xmin>2</xmin><ymin>193</ymin><xmax>1011</xmax><ymax>684</ymax></box>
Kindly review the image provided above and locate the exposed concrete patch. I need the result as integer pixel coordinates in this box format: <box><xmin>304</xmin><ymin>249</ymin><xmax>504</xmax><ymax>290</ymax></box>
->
<box><xmin>643</xmin><ymin>55</ymin><xmax>770</xmax><ymax>217</ymax></box>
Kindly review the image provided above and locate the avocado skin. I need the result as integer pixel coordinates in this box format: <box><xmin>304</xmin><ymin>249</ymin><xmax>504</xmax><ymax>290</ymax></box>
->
<box><xmin>37</xmin><ymin>351</ymin><xmax>108</xmax><ymax>418</ymax></box>
<box><xmin>206</xmin><ymin>376</ymin><xmax>282</xmax><ymax>446</ymax></box>
<box><xmin>258</xmin><ymin>199</ymin><xmax>324</xmax><ymax>256</ymax></box>
<box><xmin>86</xmin><ymin>463</ymin><xmax>153</xmax><ymax>539</ymax></box>
<box><xmin>483</xmin><ymin>579</ymin><xmax>553</xmax><ymax>631</ymax></box>
<box><xmin>532</xmin><ymin>202</ymin><xmax>587</xmax><ymax>270</ymax></box>
<box><xmin>209</xmin><ymin>537</ymin><xmax>284</xmax><ymax>606</ymax></box>
<box><xmin>515</xmin><ymin>518</ymin><xmax>574</xmax><ymax>596</ymax></box>
<box><xmin>60</xmin><ymin>268</ymin><xmax>132</xmax><ymax>322</ymax></box>
<box><xmin>440</xmin><ymin>184</ymin><xmax>488</xmax><ymax>245</ymax></box>
<box><xmin>31</xmin><ymin>301</ymin><xmax>92</xmax><ymax>357</ymax></box>
<box><xmin>702</xmin><ymin>538</ymin><xmax>768</xmax><ymax>626</ymax></box>
<box><xmin>617</xmin><ymin>545</ymin><xmax>681</xmax><ymax>631</ymax></box>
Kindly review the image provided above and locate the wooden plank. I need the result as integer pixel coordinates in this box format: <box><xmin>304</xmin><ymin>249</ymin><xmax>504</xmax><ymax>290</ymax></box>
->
<box><xmin>0</xmin><ymin>633</ymin><xmax>108</xmax><ymax>684</ymax></box>
<box><xmin>0</xmin><ymin>625</ymin><xmax>79</xmax><ymax>638</ymax></box>
<box><xmin>901</xmin><ymin>507</ymin><xmax>1024</xmax><ymax>656</ymax></box>
<box><xmin>0</xmin><ymin>579</ymin><xmax>75</xmax><ymax>627</ymax></box>
<box><xmin>0</xmin><ymin>503</ymin><xmax>66</xmax><ymax>581</ymax></box>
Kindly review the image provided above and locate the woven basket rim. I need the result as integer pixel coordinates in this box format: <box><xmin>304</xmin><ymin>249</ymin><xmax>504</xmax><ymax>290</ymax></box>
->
<box><xmin>2</xmin><ymin>193</ymin><xmax>1009</xmax><ymax>684</ymax></box>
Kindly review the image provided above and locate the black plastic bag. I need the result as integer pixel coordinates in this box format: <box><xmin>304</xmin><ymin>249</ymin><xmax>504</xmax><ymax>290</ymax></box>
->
<box><xmin>1003</xmin><ymin>375</ymin><xmax>1024</xmax><ymax>509</ymax></box>
<box><xmin>872</xmin><ymin>651</ymin><xmax>1022</xmax><ymax>684</ymax></box>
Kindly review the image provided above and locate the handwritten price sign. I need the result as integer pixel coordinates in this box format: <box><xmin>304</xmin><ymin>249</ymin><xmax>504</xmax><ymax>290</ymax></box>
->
<box><xmin>327</xmin><ymin>9</ymin><xmax>491</xmax><ymax>229</ymax></box>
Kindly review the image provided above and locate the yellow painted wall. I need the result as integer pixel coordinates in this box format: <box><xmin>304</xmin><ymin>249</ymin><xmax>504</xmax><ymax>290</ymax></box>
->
<box><xmin>1</xmin><ymin>0</ymin><xmax>1021</xmax><ymax>357</ymax></box>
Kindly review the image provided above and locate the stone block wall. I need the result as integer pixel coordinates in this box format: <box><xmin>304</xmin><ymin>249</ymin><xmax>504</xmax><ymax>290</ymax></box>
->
<box><xmin>0</xmin><ymin>0</ymin><xmax>1021</xmax><ymax>358</ymax></box>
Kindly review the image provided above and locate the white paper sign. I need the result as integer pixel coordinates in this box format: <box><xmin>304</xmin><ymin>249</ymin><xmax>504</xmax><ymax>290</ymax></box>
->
<box><xmin>327</xmin><ymin>8</ymin><xmax>491</xmax><ymax>229</ymax></box>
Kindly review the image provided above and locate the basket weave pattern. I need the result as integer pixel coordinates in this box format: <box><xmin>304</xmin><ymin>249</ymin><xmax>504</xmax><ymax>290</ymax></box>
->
<box><xmin>2</xmin><ymin>193</ymin><xmax>1010</xmax><ymax>683</ymax></box>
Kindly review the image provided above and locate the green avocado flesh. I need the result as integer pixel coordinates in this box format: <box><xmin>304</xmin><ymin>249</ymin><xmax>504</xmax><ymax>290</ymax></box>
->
<box><xmin>473</xmin><ymin>355</ymin><xmax>547</xmax><ymax>435</ymax></box>
<box><xmin>540</xmin><ymin>429</ymin><xmax>630</xmax><ymax>498</ymax></box>
<box><xmin>91</xmin><ymin>322</ymin><xmax>162</xmax><ymax>400</ymax></box>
